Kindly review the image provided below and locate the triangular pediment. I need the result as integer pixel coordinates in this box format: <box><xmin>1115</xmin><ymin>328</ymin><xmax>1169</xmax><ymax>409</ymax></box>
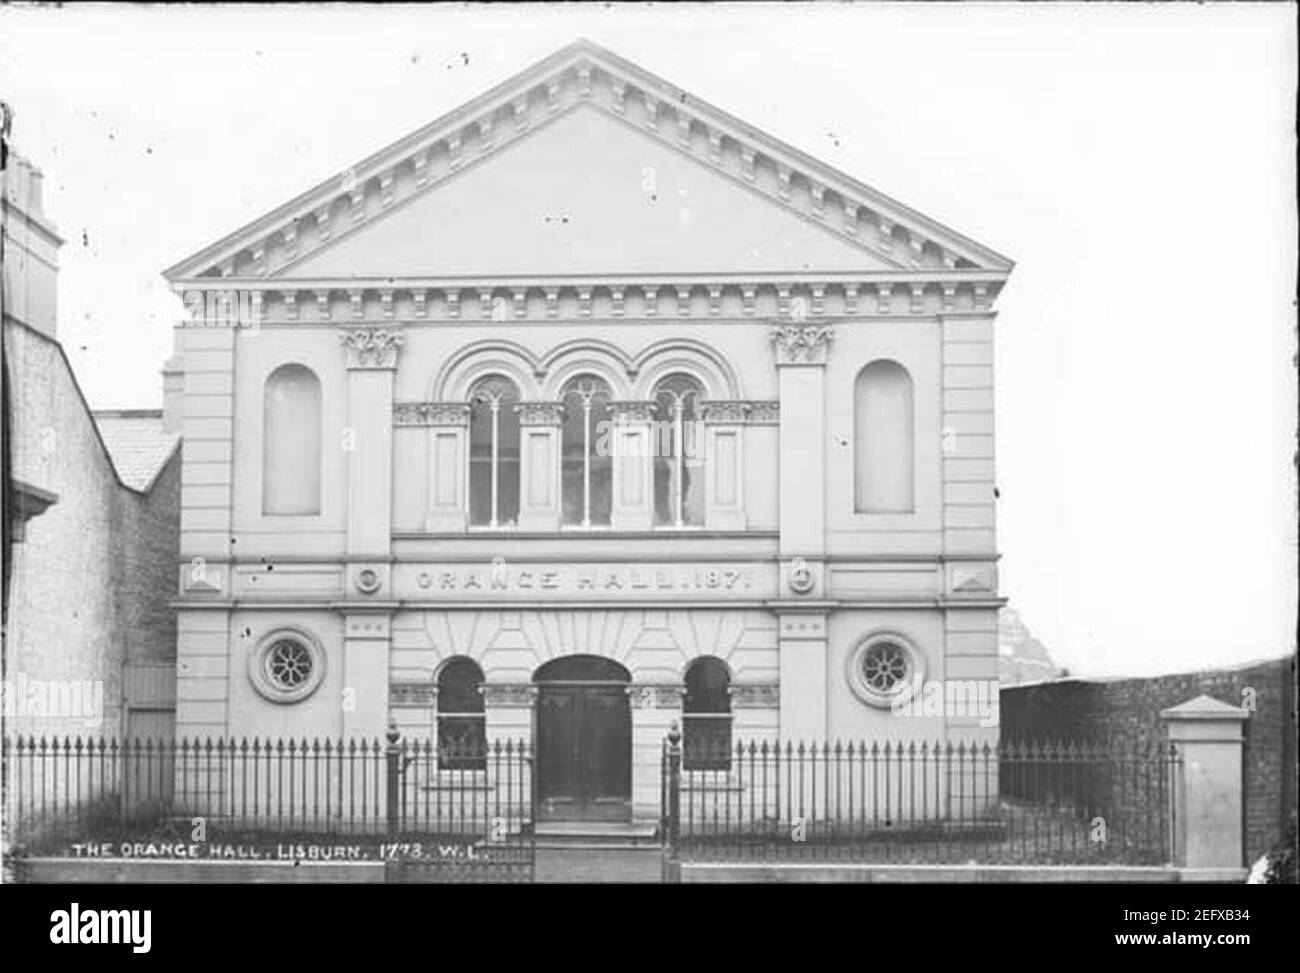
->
<box><xmin>165</xmin><ymin>39</ymin><xmax>1012</xmax><ymax>283</ymax></box>
<box><xmin>283</xmin><ymin>105</ymin><xmax>903</xmax><ymax>279</ymax></box>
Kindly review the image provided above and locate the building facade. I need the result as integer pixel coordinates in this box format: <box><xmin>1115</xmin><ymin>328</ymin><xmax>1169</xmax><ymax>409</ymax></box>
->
<box><xmin>162</xmin><ymin>41</ymin><xmax>1012</xmax><ymax>824</ymax></box>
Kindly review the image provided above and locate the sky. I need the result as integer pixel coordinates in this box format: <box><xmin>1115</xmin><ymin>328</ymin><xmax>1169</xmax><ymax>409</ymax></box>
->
<box><xmin>1</xmin><ymin>3</ymin><xmax>1295</xmax><ymax>677</ymax></box>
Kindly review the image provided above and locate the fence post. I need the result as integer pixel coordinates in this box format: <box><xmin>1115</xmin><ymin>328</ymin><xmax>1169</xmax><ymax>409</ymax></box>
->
<box><xmin>662</xmin><ymin>720</ymin><xmax>682</xmax><ymax>883</ymax></box>
<box><xmin>1160</xmin><ymin>694</ymin><xmax>1248</xmax><ymax>876</ymax></box>
<box><xmin>385</xmin><ymin>721</ymin><xmax>402</xmax><ymax>838</ymax></box>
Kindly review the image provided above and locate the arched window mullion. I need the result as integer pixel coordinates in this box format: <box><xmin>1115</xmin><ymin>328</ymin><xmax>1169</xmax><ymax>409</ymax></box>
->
<box><xmin>652</xmin><ymin>375</ymin><xmax>705</xmax><ymax>528</ymax></box>
<box><xmin>489</xmin><ymin>395</ymin><xmax>500</xmax><ymax>528</ymax></box>
<box><xmin>468</xmin><ymin>375</ymin><xmax>520</xmax><ymax>528</ymax></box>
<box><xmin>561</xmin><ymin>376</ymin><xmax>612</xmax><ymax>528</ymax></box>
<box><xmin>672</xmin><ymin>393</ymin><xmax>685</xmax><ymax>527</ymax></box>
<box><xmin>582</xmin><ymin>392</ymin><xmax>592</xmax><ymax>528</ymax></box>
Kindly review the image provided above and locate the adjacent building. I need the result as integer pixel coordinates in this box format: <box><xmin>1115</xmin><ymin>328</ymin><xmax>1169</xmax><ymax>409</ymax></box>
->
<box><xmin>2</xmin><ymin>149</ymin><xmax>180</xmax><ymax>743</ymax></box>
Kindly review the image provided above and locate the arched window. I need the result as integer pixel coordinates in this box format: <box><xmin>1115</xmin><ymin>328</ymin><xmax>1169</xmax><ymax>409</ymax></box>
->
<box><xmin>854</xmin><ymin>360</ymin><xmax>914</xmax><ymax>513</ymax></box>
<box><xmin>683</xmin><ymin>656</ymin><xmax>732</xmax><ymax>771</ymax></box>
<box><xmin>652</xmin><ymin>374</ymin><xmax>705</xmax><ymax>527</ymax></box>
<box><xmin>560</xmin><ymin>375</ymin><xmax>612</xmax><ymax>527</ymax></box>
<box><xmin>468</xmin><ymin>375</ymin><xmax>521</xmax><ymax>527</ymax></box>
<box><xmin>437</xmin><ymin>658</ymin><xmax>486</xmax><ymax>770</ymax></box>
<box><xmin>262</xmin><ymin>364</ymin><xmax>321</xmax><ymax>515</ymax></box>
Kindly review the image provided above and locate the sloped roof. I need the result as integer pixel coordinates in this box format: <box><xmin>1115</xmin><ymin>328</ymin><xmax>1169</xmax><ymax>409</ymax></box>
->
<box><xmin>92</xmin><ymin>410</ymin><xmax>179</xmax><ymax>492</ymax></box>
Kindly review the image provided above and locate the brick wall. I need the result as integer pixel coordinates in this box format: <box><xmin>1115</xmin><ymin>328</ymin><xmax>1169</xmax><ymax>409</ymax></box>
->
<box><xmin>1001</xmin><ymin>656</ymin><xmax>1297</xmax><ymax>863</ymax></box>
<box><xmin>120</xmin><ymin>449</ymin><xmax>180</xmax><ymax>664</ymax></box>
<box><xmin>3</xmin><ymin>320</ymin><xmax>180</xmax><ymax>737</ymax></box>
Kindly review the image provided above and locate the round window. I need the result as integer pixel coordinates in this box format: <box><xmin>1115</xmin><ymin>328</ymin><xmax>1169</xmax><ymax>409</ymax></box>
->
<box><xmin>847</xmin><ymin>634</ymin><xmax>923</xmax><ymax>709</ymax></box>
<box><xmin>266</xmin><ymin>639</ymin><xmax>313</xmax><ymax>689</ymax></box>
<box><xmin>248</xmin><ymin>630</ymin><xmax>325</xmax><ymax>703</ymax></box>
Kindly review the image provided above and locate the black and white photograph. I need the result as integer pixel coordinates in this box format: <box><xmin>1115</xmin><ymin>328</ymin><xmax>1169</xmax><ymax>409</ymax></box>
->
<box><xmin>0</xmin><ymin>0</ymin><xmax>1295</xmax><ymax>942</ymax></box>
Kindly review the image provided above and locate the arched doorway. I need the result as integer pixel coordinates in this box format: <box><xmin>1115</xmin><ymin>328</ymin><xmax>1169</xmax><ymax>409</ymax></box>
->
<box><xmin>533</xmin><ymin>655</ymin><xmax>632</xmax><ymax>821</ymax></box>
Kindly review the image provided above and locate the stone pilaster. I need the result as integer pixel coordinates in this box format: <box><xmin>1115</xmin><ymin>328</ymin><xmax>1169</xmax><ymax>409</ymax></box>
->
<box><xmin>175</xmin><ymin>324</ymin><xmax>236</xmax><ymax>740</ymax></box>
<box><xmin>338</xmin><ymin>328</ymin><xmax>401</xmax><ymax>739</ymax></box>
<box><xmin>770</xmin><ymin>324</ymin><xmax>833</xmax><ymax>744</ymax></box>
<box><xmin>771</xmin><ymin>324</ymin><xmax>832</xmax><ymax>595</ymax></box>
<box><xmin>515</xmin><ymin>402</ymin><xmax>564</xmax><ymax>531</ymax></box>
<box><xmin>776</xmin><ymin>611</ymin><xmax>828</xmax><ymax>742</ymax></box>
<box><xmin>403</xmin><ymin>403</ymin><xmax>472</xmax><ymax>532</ymax></box>
<box><xmin>342</xmin><ymin>610</ymin><xmax>394</xmax><ymax>740</ymax></box>
<box><xmin>608</xmin><ymin>400</ymin><xmax>656</xmax><ymax>531</ymax></box>
<box><xmin>339</xmin><ymin>327</ymin><xmax>402</xmax><ymax>559</ymax></box>
<box><xmin>700</xmin><ymin>401</ymin><xmax>748</xmax><ymax>530</ymax></box>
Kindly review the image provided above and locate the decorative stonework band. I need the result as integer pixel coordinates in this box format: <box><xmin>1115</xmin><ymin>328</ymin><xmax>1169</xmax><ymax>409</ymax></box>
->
<box><xmin>393</xmin><ymin>402</ymin><xmax>472</xmax><ymax>426</ymax></box>
<box><xmin>390</xmin><ymin>682</ymin><xmax>437</xmax><ymax>708</ymax></box>
<box><xmin>177</xmin><ymin>279</ymin><xmax>1001</xmax><ymax>326</ymax></box>
<box><xmin>389</xmin><ymin>681</ymin><xmax>779</xmax><ymax>710</ymax></box>
<box><xmin>699</xmin><ymin>400</ymin><xmax>779</xmax><ymax>425</ymax></box>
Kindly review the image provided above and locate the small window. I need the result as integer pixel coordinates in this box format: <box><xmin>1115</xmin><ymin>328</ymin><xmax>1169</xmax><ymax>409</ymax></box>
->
<box><xmin>263</xmin><ymin>364</ymin><xmax>322</xmax><ymax>515</ymax></box>
<box><xmin>437</xmin><ymin>658</ymin><xmax>486</xmax><ymax>770</ymax></box>
<box><xmin>560</xmin><ymin>376</ymin><xmax>612</xmax><ymax>527</ymax></box>
<box><xmin>652</xmin><ymin>374</ymin><xmax>705</xmax><ymax>527</ymax></box>
<box><xmin>683</xmin><ymin>656</ymin><xmax>732</xmax><ymax>771</ymax></box>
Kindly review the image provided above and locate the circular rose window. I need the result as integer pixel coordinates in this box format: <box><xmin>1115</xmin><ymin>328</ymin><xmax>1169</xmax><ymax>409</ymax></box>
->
<box><xmin>847</xmin><ymin>634</ymin><xmax>923</xmax><ymax>709</ymax></box>
<box><xmin>248</xmin><ymin>630</ymin><xmax>325</xmax><ymax>703</ymax></box>
<box><xmin>266</xmin><ymin>639</ymin><xmax>313</xmax><ymax>689</ymax></box>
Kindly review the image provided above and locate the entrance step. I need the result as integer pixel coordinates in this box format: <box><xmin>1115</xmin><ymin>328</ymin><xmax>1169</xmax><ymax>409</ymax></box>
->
<box><xmin>534</xmin><ymin>821</ymin><xmax>661</xmax><ymax>850</ymax></box>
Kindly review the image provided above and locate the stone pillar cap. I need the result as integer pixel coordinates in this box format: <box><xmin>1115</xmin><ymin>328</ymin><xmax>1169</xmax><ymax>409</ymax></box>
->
<box><xmin>1160</xmin><ymin>694</ymin><xmax>1249</xmax><ymax>722</ymax></box>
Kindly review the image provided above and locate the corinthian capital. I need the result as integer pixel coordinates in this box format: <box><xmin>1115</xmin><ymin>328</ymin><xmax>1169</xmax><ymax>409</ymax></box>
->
<box><xmin>339</xmin><ymin>327</ymin><xmax>403</xmax><ymax>369</ymax></box>
<box><xmin>769</xmin><ymin>324</ymin><xmax>834</xmax><ymax>365</ymax></box>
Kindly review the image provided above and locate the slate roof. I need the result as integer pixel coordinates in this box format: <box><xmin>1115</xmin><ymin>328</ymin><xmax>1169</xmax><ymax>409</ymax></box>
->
<box><xmin>92</xmin><ymin>409</ymin><xmax>179</xmax><ymax>492</ymax></box>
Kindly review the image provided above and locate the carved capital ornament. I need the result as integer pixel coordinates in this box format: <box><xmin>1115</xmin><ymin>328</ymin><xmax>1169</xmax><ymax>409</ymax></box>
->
<box><xmin>769</xmin><ymin>324</ymin><xmax>834</xmax><ymax>365</ymax></box>
<box><xmin>339</xmin><ymin>327</ymin><xmax>403</xmax><ymax>369</ymax></box>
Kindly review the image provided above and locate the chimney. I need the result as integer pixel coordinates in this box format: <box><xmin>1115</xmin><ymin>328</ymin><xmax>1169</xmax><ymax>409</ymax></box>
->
<box><xmin>27</xmin><ymin>165</ymin><xmax>43</xmax><ymax>217</ymax></box>
<box><xmin>161</xmin><ymin>355</ymin><xmax>184</xmax><ymax>434</ymax></box>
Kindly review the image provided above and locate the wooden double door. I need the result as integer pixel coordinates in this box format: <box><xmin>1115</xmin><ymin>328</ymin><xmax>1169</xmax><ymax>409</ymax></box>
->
<box><xmin>536</xmin><ymin>680</ymin><xmax>632</xmax><ymax>822</ymax></box>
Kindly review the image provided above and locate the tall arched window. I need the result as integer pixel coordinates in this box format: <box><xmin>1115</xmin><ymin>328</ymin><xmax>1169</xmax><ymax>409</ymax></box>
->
<box><xmin>560</xmin><ymin>375</ymin><xmax>612</xmax><ymax>527</ymax></box>
<box><xmin>854</xmin><ymin>360</ymin><xmax>914</xmax><ymax>513</ymax></box>
<box><xmin>652</xmin><ymin>374</ymin><xmax>705</xmax><ymax>527</ymax></box>
<box><xmin>437</xmin><ymin>657</ymin><xmax>486</xmax><ymax>770</ymax></box>
<box><xmin>683</xmin><ymin>656</ymin><xmax>732</xmax><ymax>771</ymax></box>
<box><xmin>262</xmin><ymin>364</ymin><xmax>321</xmax><ymax>515</ymax></box>
<box><xmin>468</xmin><ymin>375</ymin><xmax>521</xmax><ymax>527</ymax></box>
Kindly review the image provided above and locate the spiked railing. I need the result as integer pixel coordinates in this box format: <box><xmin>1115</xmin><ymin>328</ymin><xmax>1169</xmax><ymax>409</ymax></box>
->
<box><xmin>661</xmin><ymin>736</ymin><xmax>1180</xmax><ymax>865</ymax></box>
<box><xmin>1</xmin><ymin>734</ymin><xmax>533</xmax><ymax>851</ymax></box>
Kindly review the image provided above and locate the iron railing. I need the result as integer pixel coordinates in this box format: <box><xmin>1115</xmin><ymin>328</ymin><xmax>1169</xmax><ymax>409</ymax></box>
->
<box><xmin>661</xmin><ymin>730</ymin><xmax>1180</xmax><ymax>866</ymax></box>
<box><xmin>1</xmin><ymin>732</ymin><xmax>534</xmax><ymax>854</ymax></box>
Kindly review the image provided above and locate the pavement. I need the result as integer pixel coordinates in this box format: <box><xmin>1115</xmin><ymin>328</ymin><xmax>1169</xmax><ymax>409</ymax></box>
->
<box><xmin>534</xmin><ymin>847</ymin><xmax>663</xmax><ymax>883</ymax></box>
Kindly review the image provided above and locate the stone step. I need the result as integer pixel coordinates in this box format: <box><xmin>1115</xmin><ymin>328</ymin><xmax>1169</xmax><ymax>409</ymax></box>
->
<box><xmin>534</xmin><ymin>821</ymin><xmax>661</xmax><ymax>849</ymax></box>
